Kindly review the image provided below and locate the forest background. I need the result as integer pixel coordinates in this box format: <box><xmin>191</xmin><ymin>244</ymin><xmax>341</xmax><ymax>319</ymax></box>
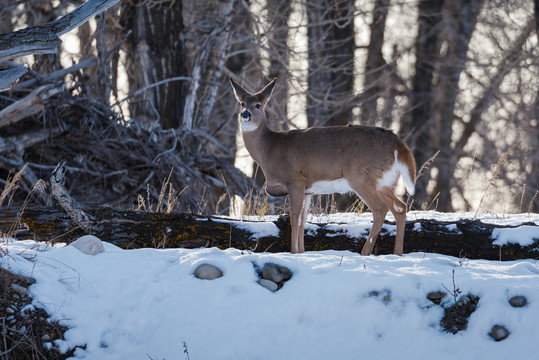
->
<box><xmin>0</xmin><ymin>0</ymin><xmax>538</xmax><ymax>217</ymax></box>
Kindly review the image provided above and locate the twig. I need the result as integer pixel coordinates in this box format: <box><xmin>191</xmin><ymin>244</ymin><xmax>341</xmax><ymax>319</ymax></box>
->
<box><xmin>442</xmin><ymin>269</ymin><xmax>461</xmax><ymax>304</ymax></box>
<box><xmin>117</xmin><ymin>76</ymin><xmax>192</xmax><ymax>104</ymax></box>
<box><xmin>152</xmin><ymin>130</ymin><xmax>178</xmax><ymax>164</ymax></box>
<box><xmin>13</xmin><ymin>58</ymin><xmax>98</xmax><ymax>90</ymax></box>
<box><xmin>474</xmin><ymin>151</ymin><xmax>511</xmax><ymax>218</ymax></box>
<box><xmin>416</xmin><ymin>150</ymin><xmax>440</xmax><ymax>181</ymax></box>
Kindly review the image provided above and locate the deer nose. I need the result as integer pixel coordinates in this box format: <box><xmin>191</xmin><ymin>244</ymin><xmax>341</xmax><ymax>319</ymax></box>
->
<box><xmin>241</xmin><ymin>110</ymin><xmax>251</xmax><ymax>120</ymax></box>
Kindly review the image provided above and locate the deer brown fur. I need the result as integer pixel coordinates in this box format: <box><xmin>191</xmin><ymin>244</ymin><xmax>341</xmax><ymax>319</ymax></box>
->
<box><xmin>230</xmin><ymin>78</ymin><xmax>416</xmax><ymax>255</ymax></box>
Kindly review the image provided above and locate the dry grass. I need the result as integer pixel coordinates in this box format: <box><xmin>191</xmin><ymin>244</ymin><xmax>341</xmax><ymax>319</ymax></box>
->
<box><xmin>0</xmin><ymin>165</ymin><xmax>27</xmax><ymax>207</ymax></box>
<box><xmin>474</xmin><ymin>151</ymin><xmax>511</xmax><ymax>218</ymax></box>
<box><xmin>135</xmin><ymin>168</ymin><xmax>187</xmax><ymax>214</ymax></box>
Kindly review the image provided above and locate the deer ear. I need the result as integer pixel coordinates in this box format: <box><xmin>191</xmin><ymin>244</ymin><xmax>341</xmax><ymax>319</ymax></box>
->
<box><xmin>229</xmin><ymin>78</ymin><xmax>250</xmax><ymax>103</ymax></box>
<box><xmin>257</xmin><ymin>78</ymin><xmax>277</xmax><ymax>105</ymax></box>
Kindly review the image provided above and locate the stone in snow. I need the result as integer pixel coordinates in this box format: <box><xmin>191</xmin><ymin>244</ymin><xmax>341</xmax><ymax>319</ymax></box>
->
<box><xmin>70</xmin><ymin>235</ymin><xmax>105</xmax><ymax>255</ymax></box>
<box><xmin>508</xmin><ymin>295</ymin><xmax>527</xmax><ymax>308</ymax></box>
<box><xmin>194</xmin><ymin>264</ymin><xmax>223</xmax><ymax>280</ymax></box>
<box><xmin>261</xmin><ymin>263</ymin><xmax>292</xmax><ymax>285</ymax></box>
<box><xmin>426</xmin><ymin>291</ymin><xmax>446</xmax><ymax>305</ymax></box>
<box><xmin>257</xmin><ymin>279</ymin><xmax>279</xmax><ymax>292</ymax></box>
<box><xmin>489</xmin><ymin>325</ymin><xmax>510</xmax><ymax>342</ymax></box>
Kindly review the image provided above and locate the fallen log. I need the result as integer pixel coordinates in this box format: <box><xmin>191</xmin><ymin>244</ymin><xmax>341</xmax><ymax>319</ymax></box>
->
<box><xmin>1</xmin><ymin>204</ymin><xmax>538</xmax><ymax>261</ymax></box>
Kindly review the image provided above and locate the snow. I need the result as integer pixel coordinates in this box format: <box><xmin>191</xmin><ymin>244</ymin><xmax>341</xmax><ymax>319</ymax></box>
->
<box><xmin>213</xmin><ymin>216</ymin><xmax>280</xmax><ymax>239</ymax></box>
<box><xmin>492</xmin><ymin>226</ymin><xmax>539</xmax><ymax>247</ymax></box>
<box><xmin>1</xmin><ymin>211</ymin><xmax>539</xmax><ymax>360</ymax></box>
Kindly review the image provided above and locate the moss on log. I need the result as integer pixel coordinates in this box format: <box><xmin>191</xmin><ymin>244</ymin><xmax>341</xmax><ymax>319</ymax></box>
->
<box><xmin>0</xmin><ymin>205</ymin><xmax>538</xmax><ymax>261</ymax></box>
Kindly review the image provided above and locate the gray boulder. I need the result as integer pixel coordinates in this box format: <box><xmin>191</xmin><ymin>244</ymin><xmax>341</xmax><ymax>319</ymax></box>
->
<box><xmin>509</xmin><ymin>295</ymin><xmax>527</xmax><ymax>308</ymax></box>
<box><xmin>194</xmin><ymin>264</ymin><xmax>223</xmax><ymax>280</ymax></box>
<box><xmin>257</xmin><ymin>279</ymin><xmax>279</xmax><ymax>292</ymax></box>
<box><xmin>69</xmin><ymin>235</ymin><xmax>105</xmax><ymax>255</ymax></box>
<box><xmin>261</xmin><ymin>263</ymin><xmax>292</xmax><ymax>285</ymax></box>
<box><xmin>489</xmin><ymin>325</ymin><xmax>510</xmax><ymax>342</ymax></box>
<box><xmin>426</xmin><ymin>291</ymin><xmax>446</xmax><ymax>305</ymax></box>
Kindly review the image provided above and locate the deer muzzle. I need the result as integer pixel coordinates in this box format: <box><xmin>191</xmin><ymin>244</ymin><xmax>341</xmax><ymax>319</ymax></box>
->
<box><xmin>241</xmin><ymin>110</ymin><xmax>251</xmax><ymax>121</ymax></box>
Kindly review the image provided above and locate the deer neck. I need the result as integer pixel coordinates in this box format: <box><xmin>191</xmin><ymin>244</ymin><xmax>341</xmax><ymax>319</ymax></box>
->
<box><xmin>241</xmin><ymin>122</ymin><xmax>274</xmax><ymax>167</ymax></box>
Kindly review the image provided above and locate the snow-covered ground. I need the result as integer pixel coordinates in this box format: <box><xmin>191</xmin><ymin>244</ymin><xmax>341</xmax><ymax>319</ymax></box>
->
<box><xmin>1</xmin><ymin>211</ymin><xmax>539</xmax><ymax>360</ymax></box>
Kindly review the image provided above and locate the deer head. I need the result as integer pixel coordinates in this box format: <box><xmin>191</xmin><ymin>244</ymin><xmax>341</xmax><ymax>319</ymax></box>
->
<box><xmin>229</xmin><ymin>78</ymin><xmax>276</xmax><ymax>133</ymax></box>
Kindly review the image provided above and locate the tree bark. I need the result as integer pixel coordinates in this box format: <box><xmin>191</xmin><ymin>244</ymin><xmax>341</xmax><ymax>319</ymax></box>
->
<box><xmin>307</xmin><ymin>0</ymin><xmax>355</xmax><ymax>127</ymax></box>
<box><xmin>0</xmin><ymin>0</ymin><xmax>119</xmax><ymax>61</ymax></box>
<box><xmin>120</xmin><ymin>0</ymin><xmax>188</xmax><ymax>129</ymax></box>
<box><xmin>361</xmin><ymin>0</ymin><xmax>389</xmax><ymax>125</ymax></box>
<box><xmin>434</xmin><ymin>0</ymin><xmax>485</xmax><ymax>211</ymax></box>
<box><xmin>266</xmin><ymin>0</ymin><xmax>292</xmax><ymax>131</ymax></box>
<box><xmin>409</xmin><ymin>0</ymin><xmax>444</xmax><ymax>209</ymax></box>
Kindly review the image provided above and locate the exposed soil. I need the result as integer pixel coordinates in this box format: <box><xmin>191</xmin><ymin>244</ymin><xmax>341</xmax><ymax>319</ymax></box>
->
<box><xmin>440</xmin><ymin>294</ymin><xmax>480</xmax><ymax>334</ymax></box>
<box><xmin>0</xmin><ymin>267</ymin><xmax>76</xmax><ymax>359</ymax></box>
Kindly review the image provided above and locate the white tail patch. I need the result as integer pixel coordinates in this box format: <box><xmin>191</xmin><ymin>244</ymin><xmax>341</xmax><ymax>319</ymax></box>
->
<box><xmin>377</xmin><ymin>150</ymin><xmax>415</xmax><ymax>195</ymax></box>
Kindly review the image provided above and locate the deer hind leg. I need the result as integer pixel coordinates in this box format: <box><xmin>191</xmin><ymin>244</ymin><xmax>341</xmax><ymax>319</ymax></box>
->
<box><xmin>349</xmin><ymin>184</ymin><xmax>388</xmax><ymax>256</ymax></box>
<box><xmin>288</xmin><ymin>186</ymin><xmax>306</xmax><ymax>254</ymax></box>
<box><xmin>360</xmin><ymin>204</ymin><xmax>388</xmax><ymax>256</ymax></box>
<box><xmin>377</xmin><ymin>186</ymin><xmax>407</xmax><ymax>256</ymax></box>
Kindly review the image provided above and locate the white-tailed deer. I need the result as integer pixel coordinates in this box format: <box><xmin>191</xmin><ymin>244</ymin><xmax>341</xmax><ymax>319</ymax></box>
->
<box><xmin>230</xmin><ymin>78</ymin><xmax>416</xmax><ymax>255</ymax></box>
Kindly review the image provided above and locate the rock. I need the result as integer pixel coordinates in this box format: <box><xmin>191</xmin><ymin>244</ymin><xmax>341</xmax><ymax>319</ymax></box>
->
<box><xmin>489</xmin><ymin>325</ymin><xmax>510</xmax><ymax>342</ymax></box>
<box><xmin>261</xmin><ymin>263</ymin><xmax>292</xmax><ymax>285</ymax></box>
<box><xmin>427</xmin><ymin>291</ymin><xmax>446</xmax><ymax>305</ymax></box>
<box><xmin>257</xmin><ymin>279</ymin><xmax>279</xmax><ymax>292</ymax></box>
<box><xmin>42</xmin><ymin>334</ymin><xmax>51</xmax><ymax>341</ymax></box>
<box><xmin>70</xmin><ymin>235</ymin><xmax>105</xmax><ymax>255</ymax></box>
<box><xmin>6</xmin><ymin>307</ymin><xmax>15</xmax><ymax>314</ymax></box>
<box><xmin>194</xmin><ymin>264</ymin><xmax>223</xmax><ymax>280</ymax></box>
<box><xmin>509</xmin><ymin>295</ymin><xmax>527</xmax><ymax>308</ymax></box>
<box><xmin>369</xmin><ymin>290</ymin><xmax>391</xmax><ymax>303</ymax></box>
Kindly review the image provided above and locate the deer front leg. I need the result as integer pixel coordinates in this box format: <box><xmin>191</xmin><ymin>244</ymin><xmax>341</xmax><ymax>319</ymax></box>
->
<box><xmin>288</xmin><ymin>185</ymin><xmax>306</xmax><ymax>254</ymax></box>
<box><xmin>298</xmin><ymin>195</ymin><xmax>312</xmax><ymax>253</ymax></box>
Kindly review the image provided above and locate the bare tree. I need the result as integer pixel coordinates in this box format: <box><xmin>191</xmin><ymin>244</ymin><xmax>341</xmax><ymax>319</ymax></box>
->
<box><xmin>360</xmin><ymin>0</ymin><xmax>390</xmax><ymax>125</ymax></box>
<box><xmin>433</xmin><ymin>0</ymin><xmax>485</xmax><ymax>211</ymax></box>
<box><xmin>119</xmin><ymin>0</ymin><xmax>188</xmax><ymax>129</ymax></box>
<box><xmin>407</xmin><ymin>0</ymin><xmax>444</xmax><ymax>209</ymax></box>
<box><xmin>306</xmin><ymin>0</ymin><xmax>355</xmax><ymax>127</ymax></box>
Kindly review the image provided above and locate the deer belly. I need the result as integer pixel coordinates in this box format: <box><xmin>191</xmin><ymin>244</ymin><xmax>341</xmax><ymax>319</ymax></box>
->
<box><xmin>305</xmin><ymin>179</ymin><xmax>354</xmax><ymax>195</ymax></box>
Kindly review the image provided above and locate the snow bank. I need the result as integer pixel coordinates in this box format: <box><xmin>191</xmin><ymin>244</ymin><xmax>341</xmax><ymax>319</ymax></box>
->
<box><xmin>2</xmin><ymin>236</ymin><xmax>539</xmax><ymax>360</ymax></box>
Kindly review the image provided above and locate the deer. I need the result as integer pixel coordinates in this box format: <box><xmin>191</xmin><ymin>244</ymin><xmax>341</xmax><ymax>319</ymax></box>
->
<box><xmin>229</xmin><ymin>78</ymin><xmax>416</xmax><ymax>255</ymax></box>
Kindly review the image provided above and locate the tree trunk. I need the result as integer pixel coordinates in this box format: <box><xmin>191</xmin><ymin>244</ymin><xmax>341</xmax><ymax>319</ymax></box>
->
<box><xmin>267</xmin><ymin>0</ymin><xmax>292</xmax><ymax>131</ymax></box>
<box><xmin>409</xmin><ymin>0</ymin><xmax>444</xmax><ymax>210</ymax></box>
<box><xmin>361</xmin><ymin>0</ymin><xmax>389</xmax><ymax>125</ymax></box>
<box><xmin>119</xmin><ymin>0</ymin><xmax>187</xmax><ymax>129</ymax></box>
<box><xmin>434</xmin><ymin>0</ymin><xmax>485</xmax><ymax>211</ymax></box>
<box><xmin>306</xmin><ymin>0</ymin><xmax>355</xmax><ymax>127</ymax></box>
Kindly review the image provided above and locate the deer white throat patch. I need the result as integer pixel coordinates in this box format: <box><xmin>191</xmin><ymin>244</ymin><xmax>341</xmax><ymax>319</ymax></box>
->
<box><xmin>305</xmin><ymin>178</ymin><xmax>354</xmax><ymax>195</ymax></box>
<box><xmin>240</xmin><ymin>120</ymin><xmax>259</xmax><ymax>133</ymax></box>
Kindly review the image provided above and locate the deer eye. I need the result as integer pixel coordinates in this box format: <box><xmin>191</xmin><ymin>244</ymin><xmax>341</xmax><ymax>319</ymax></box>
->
<box><xmin>255</xmin><ymin>104</ymin><xmax>261</xmax><ymax>109</ymax></box>
<box><xmin>241</xmin><ymin>102</ymin><xmax>246</xmax><ymax>108</ymax></box>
